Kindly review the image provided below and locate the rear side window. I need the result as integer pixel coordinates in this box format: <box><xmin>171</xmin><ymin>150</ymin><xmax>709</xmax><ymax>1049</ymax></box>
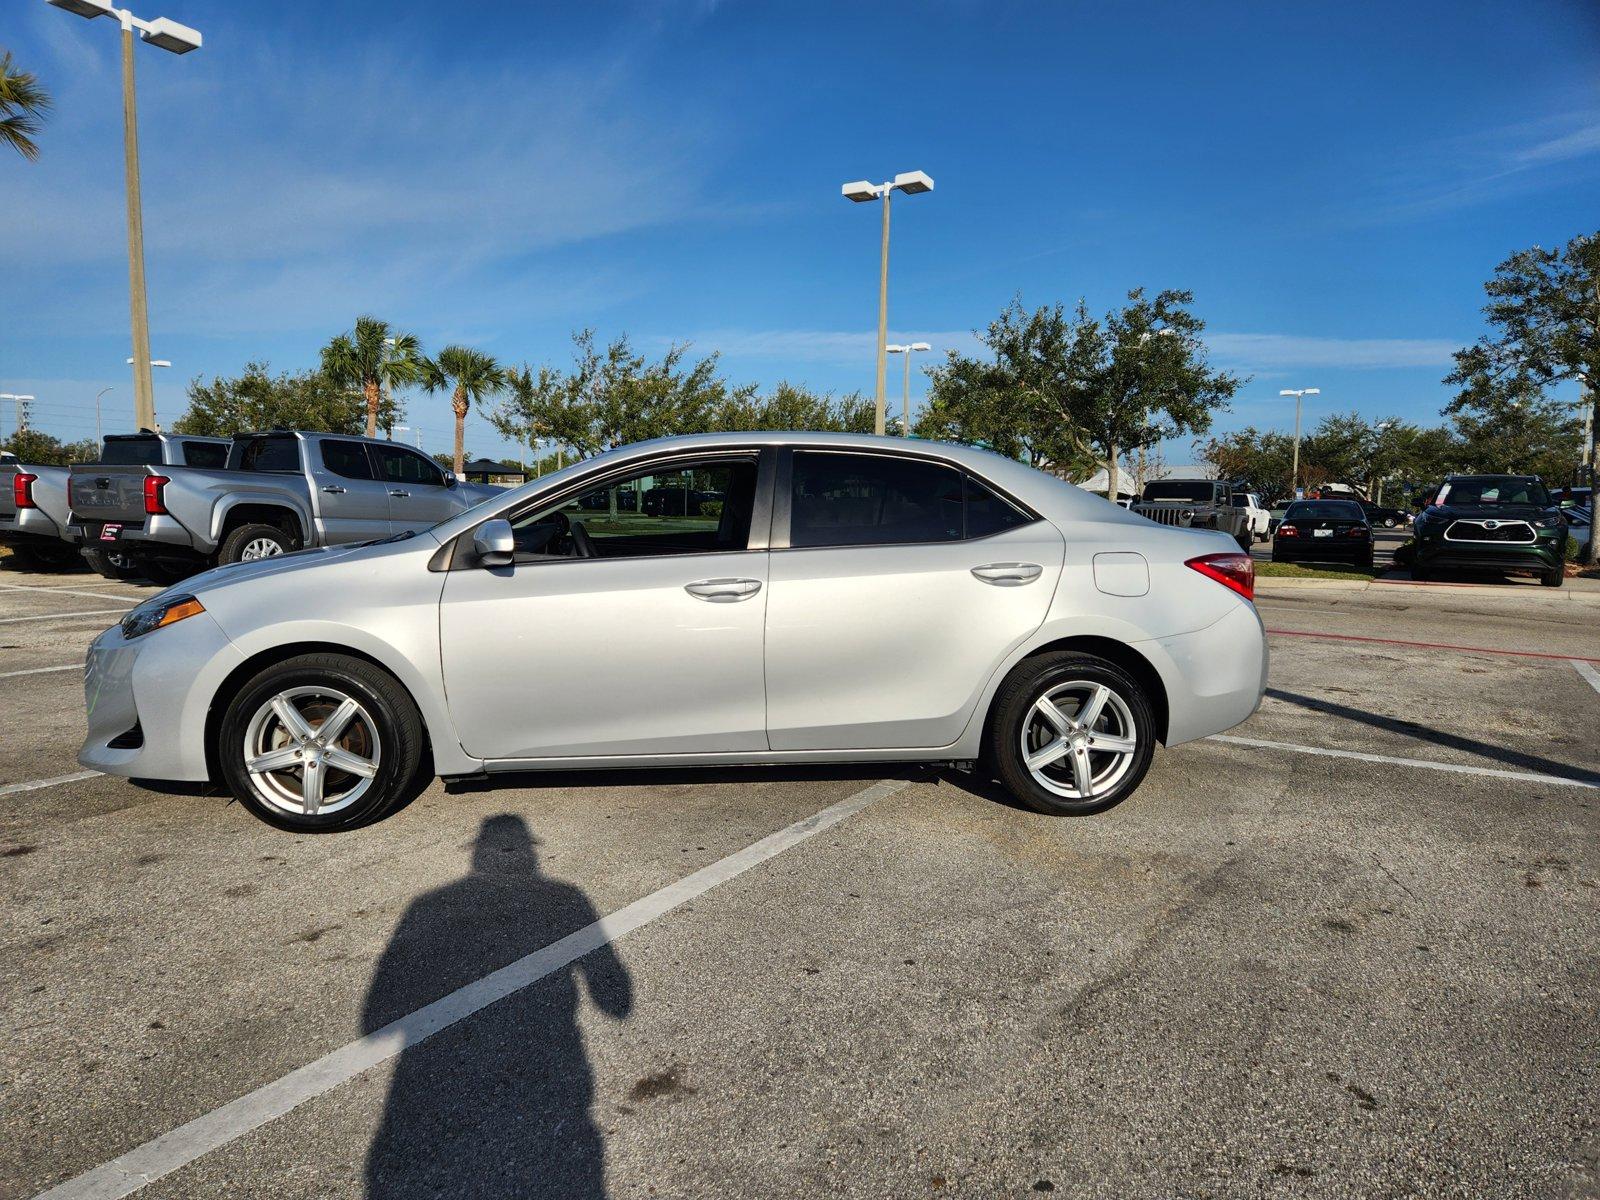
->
<box><xmin>236</xmin><ymin>437</ymin><xmax>300</xmax><ymax>473</ymax></box>
<box><xmin>320</xmin><ymin>439</ymin><xmax>375</xmax><ymax>480</ymax></box>
<box><xmin>375</xmin><ymin>445</ymin><xmax>446</xmax><ymax>487</ymax></box>
<box><xmin>790</xmin><ymin>452</ymin><xmax>963</xmax><ymax>548</ymax></box>
<box><xmin>181</xmin><ymin>441</ymin><xmax>227</xmax><ymax>469</ymax></box>
<box><xmin>965</xmin><ymin>475</ymin><xmax>1033</xmax><ymax>538</ymax></box>
<box><xmin>99</xmin><ymin>437</ymin><xmax>163</xmax><ymax>466</ymax></box>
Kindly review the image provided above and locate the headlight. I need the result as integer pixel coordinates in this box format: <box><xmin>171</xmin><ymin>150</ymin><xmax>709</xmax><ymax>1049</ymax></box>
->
<box><xmin>1534</xmin><ymin>513</ymin><xmax>1563</xmax><ymax>528</ymax></box>
<box><xmin>121</xmin><ymin>594</ymin><xmax>205</xmax><ymax>640</ymax></box>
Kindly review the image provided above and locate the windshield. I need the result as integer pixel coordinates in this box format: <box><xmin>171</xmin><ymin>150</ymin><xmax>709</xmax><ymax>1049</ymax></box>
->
<box><xmin>1142</xmin><ymin>481</ymin><xmax>1215</xmax><ymax>503</ymax></box>
<box><xmin>1284</xmin><ymin>501</ymin><xmax>1364</xmax><ymax>521</ymax></box>
<box><xmin>99</xmin><ymin>437</ymin><xmax>163</xmax><ymax>466</ymax></box>
<box><xmin>1438</xmin><ymin>478</ymin><xmax>1549</xmax><ymax>507</ymax></box>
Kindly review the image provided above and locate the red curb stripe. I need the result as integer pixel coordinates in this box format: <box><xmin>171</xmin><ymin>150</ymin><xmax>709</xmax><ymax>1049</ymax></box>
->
<box><xmin>1265</xmin><ymin>628</ymin><xmax>1600</xmax><ymax>664</ymax></box>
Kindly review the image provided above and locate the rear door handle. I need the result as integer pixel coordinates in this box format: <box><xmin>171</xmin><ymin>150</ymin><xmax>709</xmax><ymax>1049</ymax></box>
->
<box><xmin>685</xmin><ymin>577</ymin><xmax>763</xmax><ymax>603</ymax></box>
<box><xmin>389</xmin><ymin>489</ymin><xmax>410</xmax><ymax>498</ymax></box>
<box><xmin>971</xmin><ymin>562</ymin><xmax>1043</xmax><ymax>586</ymax></box>
<box><xmin>321</xmin><ymin>485</ymin><xmax>347</xmax><ymax>494</ymax></box>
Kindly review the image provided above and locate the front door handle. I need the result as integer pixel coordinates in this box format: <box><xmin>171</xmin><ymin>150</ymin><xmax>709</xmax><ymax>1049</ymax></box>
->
<box><xmin>971</xmin><ymin>562</ymin><xmax>1043</xmax><ymax>587</ymax></box>
<box><xmin>390</xmin><ymin>489</ymin><xmax>410</xmax><ymax>498</ymax></box>
<box><xmin>321</xmin><ymin>485</ymin><xmax>347</xmax><ymax>494</ymax></box>
<box><xmin>685</xmin><ymin>577</ymin><xmax>763</xmax><ymax>603</ymax></box>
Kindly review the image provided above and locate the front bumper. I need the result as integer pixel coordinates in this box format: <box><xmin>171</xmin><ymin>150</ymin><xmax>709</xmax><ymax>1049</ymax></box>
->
<box><xmin>80</xmin><ymin>609</ymin><xmax>245</xmax><ymax>781</ymax></box>
<box><xmin>1415</xmin><ymin>534</ymin><xmax>1565</xmax><ymax>574</ymax></box>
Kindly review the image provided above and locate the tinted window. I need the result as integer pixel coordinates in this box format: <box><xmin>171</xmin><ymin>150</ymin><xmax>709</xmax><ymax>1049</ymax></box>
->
<box><xmin>1141</xmin><ymin>481</ymin><xmax>1217</xmax><ymax>503</ymax></box>
<box><xmin>1440</xmin><ymin>478</ymin><xmax>1549</xmax><ymax>507</ymax></box>
<box><xmin>966</xmin><ymin>475</ymin><xmax>1033</xmax><ymax>538</ymax></box>
<box><xmin>236</xmin><ymin>436</ymin><xmax>300</xmax><ymax>473</ymax></box>
<box><xmin>791</xmin><ymin>452</ymin><xmax>962</xmax><ymax>548</ymax></box>
<box><xmin>180</xmin><ymin>441</ymin><xmax>227</xmax><ymax>469</ymax></box>
<box><xmin>99</xmin><ymin>437</ymin><xmax>163</xmax><ymax>466</ymax></box>
<box><xmin>320</xmin><ymin>439</ymin><xmax>375</xmax><ymax>480</ymax></box>
<box><xmin>375</xmin><ymin>446</ymin><xmax>446</xmax><ymax>487</ymax></box>
<box><xmin>1284</xmin><ymin>501</ymin><xmax>1364</xmax><ymax>520</ymax></box>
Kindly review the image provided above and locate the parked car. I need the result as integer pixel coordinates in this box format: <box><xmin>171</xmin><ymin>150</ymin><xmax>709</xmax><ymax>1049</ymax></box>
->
<box><xmin>1358</xmin><ymin>500</ymin><xmax>1409</xmax><ymax>528</ymax></box>
<box><xmin>576</xmin><ymin>487</ymin><xmax>637</xmax><ymax>512</ymax></box>
<box><xmin>1236</xmin><ymin>491</ymin><xmax>1272</xmax><ymax>541</ymax></box>
<box><xmin>1552</xmin><ymin>485</ymin><xmax>1592</xmax><ymax>557</ymax></box>
<box><xmin>1411</xmin><ymin>474</ymin><xmax>1569</xmax><ymax>587</ymax></box>
<box><xmin>1271</xmin><ymin>499</ymin><xmax>1374</xmax><ymax>570</ymax></box>
<box><xmin>66</xmin><ymin>430</ymin><xmax>500</xmax><ymax>585</ymax></box>
<box><xmin>79</xmin><ymin>432</ymin><xmax>1268</xmax><ymax>831</ymax></box>
<box><xmin>1131</xmin><ymin>479</ymin><xmax>1254</xmax><ymax>549</ymax></box>
<box><xmin>642</xmin><ymin>486</ymin><xmax>723</xmax><ymax>517</ymax></box>
<box><xmin>1</xmin><ymin>432</ymin><xmax>228</xmax><ymax>574</ymax></box>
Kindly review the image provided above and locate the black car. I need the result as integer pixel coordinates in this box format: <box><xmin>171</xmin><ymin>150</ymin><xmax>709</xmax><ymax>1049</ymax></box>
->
<box><xmin>1412</xmin><ymin>474</ymin><xmax>1567</xmax><ymax>587</ymax></box>
<box><xmin>1271</xmin><ymin>499</ymin><xmax>1374</xmax><ymax>570</ymax></box>
<box><xmin>1358</xmin><ymin>500</ymin><xmax>1409</xmax><ymax>528</ymax></box>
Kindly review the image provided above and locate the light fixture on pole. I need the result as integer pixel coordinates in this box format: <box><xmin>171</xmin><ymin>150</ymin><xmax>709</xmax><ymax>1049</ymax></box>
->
<box><xmin>1278</xmin><ymin>387</ymin><xmax>1320</xmax><ymax>498</ymax></box>
<box><xmin>48</xmin><ymin>0</ymin><xmax>201</xmax><ymax>435</ymax></box>
<box><xmin>1</xmin><ymin>394</ymin><xmax>37</xmax><ymax>437</ymax></box>
<box><xmin>885</xmin><ymin>342</ymin><xmax>932</xmax><ymax>436</ymax></box>
<box><xmin>841</xmin><ymin>170</ymin><xmax>934</xmax><ymax>435</ymax></box>
<box><xmin>125</xmin><ymin>356</ymin><xmax>170</xmax><ymax>429</ymax></box>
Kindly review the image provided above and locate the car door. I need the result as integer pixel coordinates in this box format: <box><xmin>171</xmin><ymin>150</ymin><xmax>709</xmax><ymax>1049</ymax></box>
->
<box><xmin>372</xmin><ymin>444</ymin><xmax>460</xmax><ymax>532</ymax></box>
<box><xmin>308</xmin><ymin>439</ymin><xmax>393</xmax><ymax>543</ymax></box>
<box><xmin>438</xmin><ymin>450</ymin><xmax>772</xmax><ymax>760</ymax></box>
<box><xmin>763</xmin><ymin>449</ymin><xmax>1065</xmax><ymax>751</ymax></box>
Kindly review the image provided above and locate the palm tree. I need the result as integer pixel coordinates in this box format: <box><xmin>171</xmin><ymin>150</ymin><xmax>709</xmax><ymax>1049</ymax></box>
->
<box><xmin>320</xmin><ymin>316</ymin><xmax>423</xmax><ymax>439</ymax></box>
<box><xmin>423</xmin><ymin>346</ymin><xmax>506</xmax><ymax>475</ymax></box>
<box><xmin>1</xmin><ymin>52</ymin><xmax>51</xmax><ymax>162</ymax></box>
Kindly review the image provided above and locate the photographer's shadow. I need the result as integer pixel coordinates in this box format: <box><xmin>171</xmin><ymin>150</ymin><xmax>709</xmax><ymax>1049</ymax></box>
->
<box><xmin>364</xmin><ymin>814</ymin><xmax>632</xmax><ymax>1199</ymax></box>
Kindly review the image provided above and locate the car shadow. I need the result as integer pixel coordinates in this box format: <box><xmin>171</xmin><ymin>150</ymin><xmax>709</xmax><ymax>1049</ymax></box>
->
<box><xmin>444</xmin><ymin>761</ymin><xmax>924</xmax><ymax>795</ymax></box>
<box><xmin>363</xmin><ymin>813</ymin><xmax>633</xmax><ymax>1199</ymax></box>
<box><xmin>1265</xmin><ymin>687</ymin><xmax>1600</xmax><ymax>786</ymax></box>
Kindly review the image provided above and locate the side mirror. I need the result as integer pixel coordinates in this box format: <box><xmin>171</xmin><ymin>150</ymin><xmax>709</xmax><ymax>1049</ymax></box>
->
<box><xmin>472</xmin><ymin>518</ymin><xmax>514</xmax><ymax>567</ymax></box>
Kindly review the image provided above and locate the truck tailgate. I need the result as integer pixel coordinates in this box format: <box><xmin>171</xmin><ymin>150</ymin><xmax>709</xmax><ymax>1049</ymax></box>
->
<box><xmin>67</xmin><ymin>464</ymin><xmax>153</xmax><ymax>525</ymax></box>
<box><xmin>0</xmin><ymin>465</ymin><xmax>20</xmax><ymax>521</ymax></box>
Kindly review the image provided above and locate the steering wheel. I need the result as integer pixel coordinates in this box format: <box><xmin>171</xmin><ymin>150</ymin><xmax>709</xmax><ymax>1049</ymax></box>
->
<box><xmin>569</xmin><ymin>519</ymin><xmax>597</xmax><ymax>558</ymax></box>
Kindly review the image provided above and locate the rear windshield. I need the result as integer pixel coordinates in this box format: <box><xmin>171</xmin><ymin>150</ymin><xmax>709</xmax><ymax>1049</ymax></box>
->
<box><xmin>1284</xmin><ymin>501</ymin><xmax>1365</xmax><ymax>520</ymax></box>
<box><xmin>99</xmin><ymin>437</ymin><xmax>163</xmax><ymax>466</ymax></box>
<box><xmin>1438</xmin><ymin>478</ymin><xmax>1549</xmax><ymax>507</ymax></box>
<box><xmin>1142</xmin><ymin>481</ymin><xmax>1216</xmax><ymax>503</ymax></box>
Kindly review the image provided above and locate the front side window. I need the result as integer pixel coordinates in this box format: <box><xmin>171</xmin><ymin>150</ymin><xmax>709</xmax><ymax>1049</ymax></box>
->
<box><xmin>320</xmin><ymin>439</ymin><xmax>375</xmax><ymax>480</ymax></box>
<box><xmin>790</xmin><ymin>452</ymin><xmax>963</xmax><ymax>548</ymax></box>
<box><xmin>375</xmin><ymin>446</ymin><xmax>446</xmax><ymax>488</ymax></box>
<box><xmin>509</xmin><ymin>457</ymin><xmax>759</xmax><ymax>559</ymax></box>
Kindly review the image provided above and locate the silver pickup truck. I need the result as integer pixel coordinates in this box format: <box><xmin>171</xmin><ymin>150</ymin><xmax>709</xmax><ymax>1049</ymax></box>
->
<box><xmin>1</xmin><ymin>432</ymin><xmax>229</xmax><ymax>574</ymax></box>
<box><xmin>67</xmin><ymin>430</ymin><xmax>502</xmax><ymax>583</ymax></box>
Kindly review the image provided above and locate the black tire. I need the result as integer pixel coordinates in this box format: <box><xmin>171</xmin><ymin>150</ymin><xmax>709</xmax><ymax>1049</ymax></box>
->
<box><xmin>139</xmin><ymin>558</ymin><xmax>199</xmax><ymax>587</ymax></box>
<box><xmin>1359</xmin><ymin>551</ymin><xmax>1375</xmax><ymax>574</ymax></box>
<box><xmin>987</xmin><ymin>652</ymin><xmax>1156</xmax><ymax>817</ymax></box>
<box><xmin>218</xmin><ymin>653</ymin><xmax>426</xmax><ymax>833</ymax></box>
<box><xmin>217</xmin><ymin>522</ymin><xmax>296</xmax><ymax>566</ymax></box>
<box><xmin>1542</xmin><ymin>565</ymin><xmax>1565</xmax><ymax>588</ymax></box>
<box><xmin>1234</xmin><ymin>530</ymin><xmax>1252</xmax><ymax>551</ymax></box>
<box><xmin>81</xmin><ymin>546</ymin><xmax>142</xmax><ymax>580</ymax></box>
<box><xmin>1411</xmin><ymin>561</ymin><xmax>1429</xmax><ymax>581</ymax></box>
<box><xmin>7</xmin><ymin>542</ymin><xmax>80</xmax><ymax>571</ymax></box>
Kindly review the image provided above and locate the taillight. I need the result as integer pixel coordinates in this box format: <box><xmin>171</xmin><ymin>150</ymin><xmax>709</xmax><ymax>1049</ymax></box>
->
<box><xmin>1277</xmin><ymin>524</ymin><xmax>1299</xmax><ymax>537</ymax></box>
<box><xmin>1346</xmin><ymin>526</ymin><xmax>1369</xmax><ymax>538</ymax></box>
<box><xmin>144</xmin><ymin>474</ymin><xmax>169</xmax><ymax>515</ymax></box>
<box><xmin>66</xmin><ymin>476</ymin><xmax>74</xmax><ymax>508</ymax></box>
<box><xmin>13</xmin><ymin>472</ymin><xmax>37</xmax><ymax>509</ymax></box>
<box><xmin>1186</xmin><ymin>552</ymin><xmax>1255</xmax><ymax>602</ymax></box>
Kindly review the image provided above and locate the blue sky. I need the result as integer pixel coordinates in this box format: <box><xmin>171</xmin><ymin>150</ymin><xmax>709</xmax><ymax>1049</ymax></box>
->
<box><xmin>4</xmin><ymin>0</ymin><xmax>1598</xmax><ymax>463</ymax></box>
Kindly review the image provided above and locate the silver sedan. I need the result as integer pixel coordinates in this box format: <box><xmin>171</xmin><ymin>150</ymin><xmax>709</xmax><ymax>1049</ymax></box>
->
<box><xmin>80</xmin><ymin>433</ymin><xmax>1267</xmax><ymax>831</ymax></box>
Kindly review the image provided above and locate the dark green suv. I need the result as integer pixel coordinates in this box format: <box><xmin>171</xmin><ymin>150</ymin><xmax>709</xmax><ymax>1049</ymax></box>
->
<box><xmin>1412</xmin><ymin>474</ymin><xmax>1569</xmax><ymax>587</ymax></box>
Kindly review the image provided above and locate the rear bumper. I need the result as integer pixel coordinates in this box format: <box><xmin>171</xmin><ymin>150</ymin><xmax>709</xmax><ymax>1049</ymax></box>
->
<box><xmin>67</xmin><ymin>513</ymin><xmax>206</xmax><ymax>557</ymax></box>
<box><xmin>1272</xmin><ymin>540</ymin><xmax>1370</xmax><ymax>562</ymax></box>
<box><xmin>79</xmin><ymin>610</ymin><xmax>244</xmax><ymax>782</ymax></box>
<box><xmin>1145</xmin><ymin>599</ymin><xmax>1268</xmax><ymax>746</ymax></box>
<box><xmin>0</xmin><ymin>509</ymin><xmax>63</xmax><ymax>543</ymax></box>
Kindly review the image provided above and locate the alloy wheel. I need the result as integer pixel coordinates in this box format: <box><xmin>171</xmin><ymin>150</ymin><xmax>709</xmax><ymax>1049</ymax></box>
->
<box><xmin>241</xmin><ymin>686</ymin><xmax>381</xmax><ymax>816</ymax></box>
<box><xmin>241</xmin><ymin>537</ymin><xmax>284</xmax><ymax>561</ymax></box>
<box><xmin>1020</xmin><ymin>681</ymin><xmax>1139</xmax><ymax>800</ymax></box>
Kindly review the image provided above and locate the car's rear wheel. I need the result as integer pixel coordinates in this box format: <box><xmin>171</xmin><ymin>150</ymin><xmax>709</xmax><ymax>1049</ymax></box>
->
<box><xmin>217</xmin><ymin>523</ymin><xmax>296</xmax><ymax>566</ymax></box>
<box><xmin>7</xmin><ymin>542</ymin><xmax>80</xmax><ymax>571</ymax></box>
<box><xmin>82</xmin><ymin>546</ymin><xmax>142</xmax><ymax>580</ymax></box>
<box><xmin>218</xmin><ymin>653</ymin><xmax>425</xmax><ymax>832</ymax></box>
<box><xmin>988</xmin><ymin>652</ymin><xmax>1156</xmax><ymax>816</ymax></box>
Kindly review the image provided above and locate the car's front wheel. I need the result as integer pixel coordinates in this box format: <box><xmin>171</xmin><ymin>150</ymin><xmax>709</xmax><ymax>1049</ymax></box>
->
<box><xmin>988</xmin><ymin>652</ymin><xmax>1156</xmax><ymax>816</ymax></box>
<box><xmin>218</xmin><ymin>653</ymin><xmax>425</xmax><ymax>832</ymax></box>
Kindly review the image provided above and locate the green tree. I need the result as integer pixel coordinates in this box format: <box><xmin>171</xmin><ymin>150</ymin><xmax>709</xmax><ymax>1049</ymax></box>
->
<box><xmin>319</xmin><ymin>316</ymin><xmax>423</xmax><ymax>439</ymax></box>
<box><xmin>423</xmin><ymin>346</ymin><xmax>506</xmax><ymax>476</ymax></box>
<box><xmin>0</xmin><ymin>51</ymin><xmax>50</xmax><ymax>162</ymax></box>
<box><xmin>916</xmin><ymin>292</ymin><xmax>1240</xmax><ymax>492</ymax></box>
<box><xmin>1194</xmin><ymin>427</ymin><xmax>1297</xmax><ymax>503</ymax></box>
<box><xmin>171</xmin><ymin>362</ymin><xmax>393</xmax><ymax>436</ymax></box>
<box><xmin>1444</xmin><ymin>379</ymin><xmax>1577</xmax><ymax>482</ymax></box>
<box><xmin>710</xmin><ymin>381</ymin><xmax>874</xmax><ymax>433</ymax></box>
<box><xmin>3</xmin><ymin>428</ymin><xmax>96</xmax><ymax>465</ymax></box>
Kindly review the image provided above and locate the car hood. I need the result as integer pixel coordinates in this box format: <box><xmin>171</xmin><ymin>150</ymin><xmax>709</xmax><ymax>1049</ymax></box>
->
<box><xmin>158</xmin><ymin>533</ymin><xmax>440</xmax><ymax>600</ymax></box>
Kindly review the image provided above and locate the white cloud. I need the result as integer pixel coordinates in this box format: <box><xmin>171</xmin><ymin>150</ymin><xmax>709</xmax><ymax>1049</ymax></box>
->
<box><xmin>677</xmin><ymin>329</ymin><xmax>982</xmax><ymax>363</ymax></box>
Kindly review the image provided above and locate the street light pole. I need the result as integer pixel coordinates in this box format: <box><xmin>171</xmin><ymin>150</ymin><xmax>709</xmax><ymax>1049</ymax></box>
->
<box><xmin>125</xmin><ymin>356</ymin><xmax>171</xmax><ymax>428</ymax></box>
<box><xmin>842</xmin><ymin>171</ymin><xmax>934</xmax><ymax>435</ymax></box>
<box><xmin>886</xmin><ymin>342</ymin><xmax>932</xmax><ymax>435</ymax></box>
<box><xmin>1279</xmin><ymin>388</ymin><xmax>1320</xmax><ymax>498</ymax></box>
<box><xmin>47</xmin><ymin>0</ymin><xmax>202</xmax><ymax>434</ymax></box>
<box><xmin>95</xmin><ymin>387</ymin><xmax>113</xmax><ymax>442</ymax></box>
<box><xmin>1</xmin><ymin>394</ymin><xmax>36</xmax><ymax>440</ymax></box>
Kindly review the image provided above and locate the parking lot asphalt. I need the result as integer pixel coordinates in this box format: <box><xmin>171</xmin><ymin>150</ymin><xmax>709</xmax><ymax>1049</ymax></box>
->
<box><xmin>2</xmin><ymin>562</ymin><xmax>1597</xmax><ymax>1199</ymax></box>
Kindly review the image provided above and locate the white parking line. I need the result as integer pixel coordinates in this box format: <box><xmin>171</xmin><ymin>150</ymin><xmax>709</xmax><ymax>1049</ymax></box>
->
<box><xmin>0</xmin><ymin>584</ymin><xmax>139</xmax><ymax>604</ymax></box>
<box><xmin>0</xmin><ymin>608</ymin><xmax>127</xmax><ymax>625</ymax></box>
<box><xmin>1208</xmin><ymin>734</ymin><xmax>1598</xmax><ymax>790</ymax></box>
<box><xmin>1572</xmin><ymin>659</ymin><xmax>1600</xmax><ymax>697</ymax></box>
<box><xmin>0</xmin><ymin>664</ymin><xmax>78</xmax><ymax>679</ymax></box>
<box><xmin>30</xmin><ymin>776</ymin><xmax>914</xmax><ymax>1200</ymax></box>
<box><xmin>0</xmin><ymin>770</ymin><xmax>100</xmax><ymax>797</ymax></box>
